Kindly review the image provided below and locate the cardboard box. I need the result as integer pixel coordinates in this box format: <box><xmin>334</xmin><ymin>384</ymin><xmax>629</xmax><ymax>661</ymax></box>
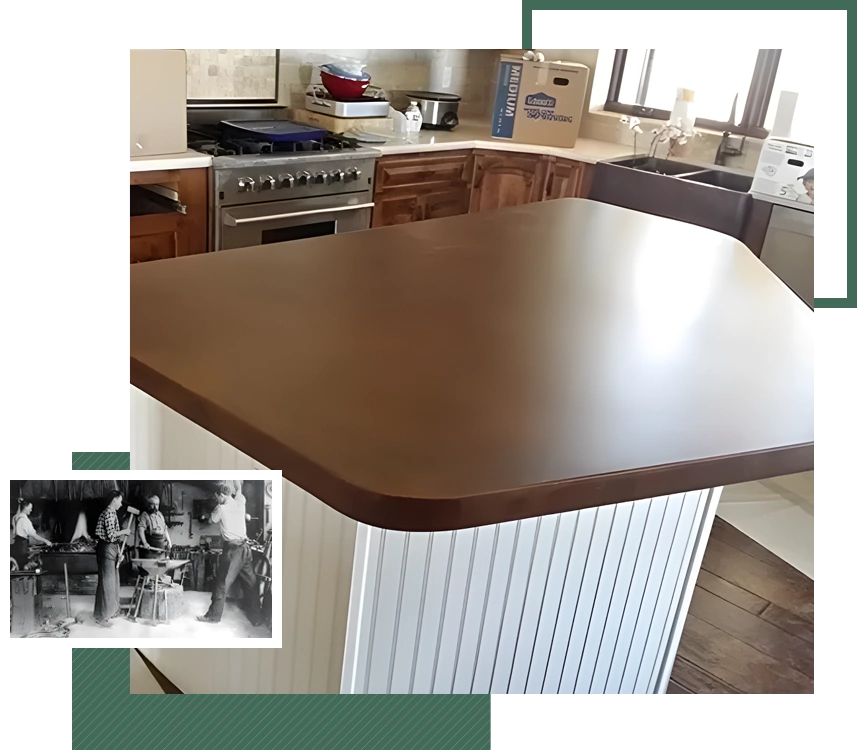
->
<box><xmin>751</xmin><ymin>138</ymin><xmax>815</xmax><ymax>207</ymax></box>
<box><xmin>491</xmin><ymin>56</ymin><xmax>590</xmax><ymax>148</ymax></box>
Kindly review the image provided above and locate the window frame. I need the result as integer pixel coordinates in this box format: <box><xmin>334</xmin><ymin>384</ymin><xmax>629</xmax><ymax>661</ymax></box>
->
<box><xmin>604</xmin><ymin>49</ymin><xmax>781</xmax><ymax>139</ymax></box>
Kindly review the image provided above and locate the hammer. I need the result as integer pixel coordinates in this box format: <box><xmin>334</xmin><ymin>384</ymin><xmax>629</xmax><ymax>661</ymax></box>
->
<box><xmin>116</xmin><ymin>506</ymin><xmax>141</xmax><ymax>569</ymax></box>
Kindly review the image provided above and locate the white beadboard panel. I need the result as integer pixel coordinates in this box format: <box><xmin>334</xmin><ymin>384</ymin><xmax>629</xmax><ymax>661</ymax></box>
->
<box><xmin>131</xmin><ymin>387</ymin><xmax>357</xmax><ymax>694</ymax></box>
<box><xmin>649</xmin><ymin>486</ymin><xmax>722</xmax><ymax>694</ymax></box>
<box><xmin>342</xmin><ymin>490</ymin><xmax>720</xmax><ymax>694</ymax></box>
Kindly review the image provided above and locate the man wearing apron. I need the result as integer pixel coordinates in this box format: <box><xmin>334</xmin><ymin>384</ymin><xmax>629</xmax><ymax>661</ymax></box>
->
<box><xmin>138</xmin><ymin>494</ymin><xmax>172</xmax><ymax>560</ymax></box>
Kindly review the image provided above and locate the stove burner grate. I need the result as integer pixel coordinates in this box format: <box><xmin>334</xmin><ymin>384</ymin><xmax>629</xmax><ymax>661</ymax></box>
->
<box><xmin>187</xmin><ymin>123</ymin><xmax>362</xmax><ymax>158</ymax></box>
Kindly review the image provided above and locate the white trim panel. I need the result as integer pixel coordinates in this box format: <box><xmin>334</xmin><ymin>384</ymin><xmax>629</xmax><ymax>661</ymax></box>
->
<box><xmin>342</xmin><ymin>490</ymin><xmax>719</xmax><ymax>694</ymax></box>
<box><xmin>131</xmin><ymin>387</ymin><xmax>357</xmax><ymax>693</ymax></box>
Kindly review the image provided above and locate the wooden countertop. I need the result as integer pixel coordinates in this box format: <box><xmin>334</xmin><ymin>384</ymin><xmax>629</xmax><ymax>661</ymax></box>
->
<box><xmin>130</xmin><ymin>199</ymin><xmax>813</xmax><ymax>532</ymax></box>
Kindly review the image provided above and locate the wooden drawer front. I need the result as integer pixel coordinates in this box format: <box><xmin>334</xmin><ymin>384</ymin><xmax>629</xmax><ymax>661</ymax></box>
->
<box><xmin>372</xmin><ymin>184</ymin><xmax>471</xmax><ymax>229</ymax></box>
<box><xmin>130</xmin><ymin>233</ymin><xmax>179</xmax><ymax>263</ymax></box>
<box><xmin>375</xmin><ymin>151</ymin><xmax>472</xmax><ymax>192</ymax></box>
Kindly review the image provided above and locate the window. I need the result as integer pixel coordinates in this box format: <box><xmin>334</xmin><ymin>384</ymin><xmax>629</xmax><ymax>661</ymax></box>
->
<box><xmin>605</xmin><ymin>49</ymin><xmax>781</xmax><ymax>138</ymax></box>
<box><xmin>763</xmin><ymin>49</ymin><xmax>818</xmax><ymax>143</ymax></box>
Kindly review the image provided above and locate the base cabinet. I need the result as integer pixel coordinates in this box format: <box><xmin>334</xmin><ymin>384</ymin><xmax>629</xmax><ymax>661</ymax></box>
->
<box><xmin>372</xmin><ymin>149</ymin><xmax>592</xmax><ymax>229</ymax></box>
<box><xmin>130</xmin><ymin>168</ymin><xmax>210</xmax><ymax>263</ymax></box>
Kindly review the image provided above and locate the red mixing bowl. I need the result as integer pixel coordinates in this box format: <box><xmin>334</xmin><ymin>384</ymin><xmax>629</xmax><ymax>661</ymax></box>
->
<box><xmin>320</xmin><ymin>70</ymin><xmax>370</xmax><ymax>100</ymax></box>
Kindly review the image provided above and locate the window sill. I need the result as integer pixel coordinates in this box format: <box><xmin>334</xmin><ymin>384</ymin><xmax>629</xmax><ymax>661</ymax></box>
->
<box><xmin>586</xmin><ymin>106</ymin><xmax>763</xmax><ymax>140</ymax></box>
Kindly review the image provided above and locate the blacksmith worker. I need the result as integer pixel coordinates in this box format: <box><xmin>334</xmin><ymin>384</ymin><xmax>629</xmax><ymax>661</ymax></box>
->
<box><xmin>197</xmin><ymin>481</ymin><xmax>263</xmax><ymax>627</ymax></box>
<box><xmin>10</xmin><ymin>499</ymin><xmax>52</xmax><ymax>568</ymax></box>
<box><xmin>94</xmin><ymin>489</ymin><xmax>131</xmax><ymax>628</ymax></box>
<box><xmin>138</xmin><ymin>493</ymin><xmax>172</xmax><ymax>559</ymax></box>
<box><xmin>798</xmin><ymin>168</ymin><xmax>814</xmax><ymax>204</ymax></box>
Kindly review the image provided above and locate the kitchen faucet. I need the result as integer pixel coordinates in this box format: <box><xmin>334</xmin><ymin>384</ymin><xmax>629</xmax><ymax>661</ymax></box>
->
<box><xmin>714</xmin><ymin>92</ymin><xmax>746</xmax><ymax>166</ymax></box>
<box><xmin>715</xmin><ymin>131</ymin><xmax>746</xmax><ymax>166</ymax></box>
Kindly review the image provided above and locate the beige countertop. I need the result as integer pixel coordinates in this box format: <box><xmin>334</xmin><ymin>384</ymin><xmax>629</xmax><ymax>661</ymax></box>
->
<box><xmin>368</xmin><ymin>120</ymin><xmax>633</xmax><ymax>164</ymax></box>
<box><xmin>130</xmin><ymin>149</ymin><xmax>212</xmax><ymax>173</ymax></box>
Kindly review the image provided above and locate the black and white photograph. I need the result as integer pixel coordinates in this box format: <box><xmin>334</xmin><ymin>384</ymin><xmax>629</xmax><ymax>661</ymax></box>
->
<box><xmin>10</xmin><ymin>476</ymin><xmax>277</xmax><ymax>640</ymax></box>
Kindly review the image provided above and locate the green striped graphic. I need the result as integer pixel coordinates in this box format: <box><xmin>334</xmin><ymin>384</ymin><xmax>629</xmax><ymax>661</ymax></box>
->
<box><xmin>73</xmin><ymin>650</ymin><xmax>490</xmax><ymax>750</ymax></box>
<box><xmin>71</xmin><ymin>452</ymin><xmax>130</xmax><ymax>470</ymax></box>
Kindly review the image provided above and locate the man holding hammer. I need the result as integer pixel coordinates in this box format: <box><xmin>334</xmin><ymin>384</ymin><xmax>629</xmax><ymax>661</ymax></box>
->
<box><xmin>197</xmin><ymin>481</ymin><xmax>263</xmax><ymax>627</ymax></box>
<box><xmin>93</xmin><ymin>490</ymin><xmax>137</xmax><ymax>628</ymax></box>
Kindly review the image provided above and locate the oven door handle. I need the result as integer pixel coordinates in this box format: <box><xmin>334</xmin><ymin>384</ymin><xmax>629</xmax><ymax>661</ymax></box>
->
<box><xmin>223</xmin><ymin>202</ymin><xmax>375</xmax><ymax>227</ymax></box>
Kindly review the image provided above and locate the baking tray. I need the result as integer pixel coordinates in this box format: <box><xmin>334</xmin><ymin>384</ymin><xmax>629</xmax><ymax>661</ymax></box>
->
<box><xmin>221</xmin><ymin>120</ymin><xmax>326</xmax><ymax>143</ymax></box>
<box><xmin>305</xmin><ymin>95</ymin><xmax>390</xmax><ymax>119</ymax></box>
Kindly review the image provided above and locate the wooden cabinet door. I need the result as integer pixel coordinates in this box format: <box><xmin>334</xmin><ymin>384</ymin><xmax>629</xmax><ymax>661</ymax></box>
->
<box><xmin>130</xmin><ymin>232</ymin><xmax>179</xmax><ymax>263</ymax></box>
<box><xmin>544</xmin><ymin>158</ymin><xmax>594</xmax><ymax>200</ymax></box>
<box><xmin>130</xmin><ymin>167</ymin><xmax>209</xmax><ymax>263</ymax></box>
<box><xmin>372</xmin><ymin>189</ymin><xmax>424</xmax><ymax>227</ymax></box>
<box><xmin>422</xmin><ymin>187</ymin><xmax>471</xmax><ymax>222</ymax></box>
<box><xmin>372</xmin><ymin>185</ymin><xmax>472</xmax><ymax>228</ymax></box>
<box><xmin>372</xmin><ymin>151</ymin><xmax>472</xmax><ymax>229</ymax></box>
<box><xmin>469</xmin><ymin>151</ymin><xmax>550</xmax><ymax>213</ymax></box>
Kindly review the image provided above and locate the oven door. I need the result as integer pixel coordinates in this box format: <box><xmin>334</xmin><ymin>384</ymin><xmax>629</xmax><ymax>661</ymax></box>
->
<box><xmin>218</xmin><ymin>194</ymin><xmax>374</xmax><ymax>251</ymax></box>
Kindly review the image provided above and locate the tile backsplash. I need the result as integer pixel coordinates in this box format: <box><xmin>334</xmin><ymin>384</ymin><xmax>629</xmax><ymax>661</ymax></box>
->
<box><xmin>187</xmin><ymin>49</ymin><xmax>278</xmax><ymax>101</ymax></box>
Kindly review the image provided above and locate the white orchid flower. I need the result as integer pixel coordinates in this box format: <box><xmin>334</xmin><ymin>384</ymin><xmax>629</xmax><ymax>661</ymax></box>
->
<box><xmin>620</xmin><ymin>115</ymin><xmax>630</xmax><ymax>124</ymax></box>
<box><xmin>633</xmin><ymin>125</ymin><xmax>643</xmax><ymax>134</ymax></box>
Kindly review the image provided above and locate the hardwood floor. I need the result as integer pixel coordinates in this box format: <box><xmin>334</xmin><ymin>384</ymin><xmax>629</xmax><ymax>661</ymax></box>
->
<box><xmin>668</xmin><ymin>517</ymin><xmax>813</xmax><ymax>694</ymax></box>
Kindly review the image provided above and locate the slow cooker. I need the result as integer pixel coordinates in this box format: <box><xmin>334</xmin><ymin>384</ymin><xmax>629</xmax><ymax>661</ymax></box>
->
<box><xmin>404</xmin><ymin>91</ymin><xmax>461</xmax><ymax>131</ymax></box>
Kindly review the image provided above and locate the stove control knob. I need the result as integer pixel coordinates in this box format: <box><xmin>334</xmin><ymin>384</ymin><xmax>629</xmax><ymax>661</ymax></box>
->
<box><xmin>237</xmin><ymin>177</ymin><xmax>256</xmax><ymax>192</ymax></box>
<box><xmin>346</xmin><ymin>167</ymin><xmax>362</xmax><ymax>181</ymax></box>
<box><xmin>329</xmin><ymin>169</ymin><xmax>344</xmax><ymax>183</ymax></box>
<box><xmin>259</xmin><ymin>175</ymin><xmax>276</xmax><ymax>190</ymax></box>
<box><xmin>281</xmin><ymin>173</ymin><xmax>295</xmax><ymax>189</ymax></box>
<box><xmin>296</xmin><ymin>171</ymin><xmax>312</xmax><ymax>186</ymax></box>
<box><xmin>314</xmin><ymin>170</ymin><xmax>328</xmax><ymax>184</ymax></box>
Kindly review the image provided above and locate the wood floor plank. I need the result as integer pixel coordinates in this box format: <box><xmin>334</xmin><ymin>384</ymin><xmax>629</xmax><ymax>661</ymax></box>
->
<box><xmin>669</xmin><ymin>655</ymin><xmax>740</xmax><ymax>694</ymax></box>
<box><xmin>710</xmin><ymin>516</ymin><xmax>803</xmax><ymax>574</ymax></box>
<box><xmin>695</xmin><ymin>569</ymin><xmax>769</xmax><ymax>615</ymax></box>
<box><xmin>688</xmin><ymin>588</ymin><xmax>814</xmax><ymax>679</ymax></box>
<box><xmin>677</xmin><ymin>615</ymin><xmax>814</xmax><ymax>694</ymax></box>
<box><xmin>666</xmin><ymin>679</ymin><xmax>692</xmax><ymax>694</ymax></box>
<box><xmin>701</xmin><ymin>537</ymin><xmax>813</xmax><ymax>622</ymax></box>
<box><xmin>760</xmin><ymin>603</ymin><xmax>814</xmax><ymax>646</ymax></box>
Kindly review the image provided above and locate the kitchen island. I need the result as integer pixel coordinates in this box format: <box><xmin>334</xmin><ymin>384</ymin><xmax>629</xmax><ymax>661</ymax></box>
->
<box><xmin>130</xmin><ymin>198</ymin><xmax>812</xmax><ymax>694</ymax></box>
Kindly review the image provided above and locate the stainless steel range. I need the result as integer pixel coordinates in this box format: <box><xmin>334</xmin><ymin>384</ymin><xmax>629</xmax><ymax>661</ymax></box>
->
<box><xmin>187</xmin><ymin>110</ymin><xmax>379</xmax><ymax>251</ymax></box>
